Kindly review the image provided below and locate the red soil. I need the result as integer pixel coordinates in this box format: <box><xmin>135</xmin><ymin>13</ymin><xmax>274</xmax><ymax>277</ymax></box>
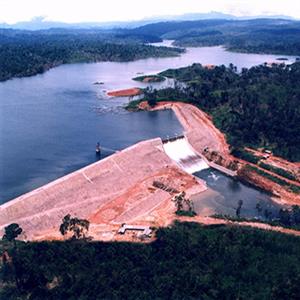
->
<box><xmin>140</xmin><ymin>101</ymin><xmax>231</xmax><ymax>159</ymax></box>
<box><xmin>107</xmin><ymin>88</ymin><xmax>142</xmax><ymax>97</ymax></box>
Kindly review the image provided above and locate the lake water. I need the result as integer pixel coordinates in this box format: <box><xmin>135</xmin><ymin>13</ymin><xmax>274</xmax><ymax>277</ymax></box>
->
<box><xmin>0</xmin><ymin>42</ymin><xmax>297</xmax><ymax>204</ymax></box>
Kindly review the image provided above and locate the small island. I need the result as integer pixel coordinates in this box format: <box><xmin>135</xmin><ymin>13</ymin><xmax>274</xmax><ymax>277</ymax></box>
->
<box><xmin>132</xmin><ymin>74</ymin><xmax>166</xmax><ymax>83</ymax></box>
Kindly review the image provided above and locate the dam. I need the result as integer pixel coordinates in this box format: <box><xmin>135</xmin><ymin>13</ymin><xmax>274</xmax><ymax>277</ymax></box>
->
<box><xmin>163</xmin><ymin>136</ymin><xmax>209</xmax><ymax>174</ymax></box>
<box><xmin>0</xmin><ymin>138</ymin><xmax>207</xmax><ymax>240</ymax></box>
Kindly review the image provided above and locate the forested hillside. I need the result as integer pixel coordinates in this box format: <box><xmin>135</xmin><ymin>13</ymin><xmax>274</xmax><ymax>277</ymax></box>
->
<box><xmin>1</xmin><ymin>222</ymin><xmax>300</xmax><ymax>299</ymax></box>
<box><xmin>130</xmin><ymin>18</ymin><xmax>300</xmax><ymax>55</ymax></box>
<box><xmin>144</xmin><ymin>63</ymin><xmax>300</xmax><ymax>161</ymax></box>
<box><xmin>0</xmin><ymin>29</ymin><xmax>183</xmax><ymax>81</ymax></box>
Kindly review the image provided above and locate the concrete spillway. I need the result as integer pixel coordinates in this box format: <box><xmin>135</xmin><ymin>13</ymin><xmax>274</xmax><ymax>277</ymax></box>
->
<box><xmin>163</xmin><ymin>137</ymin><xmax>209</xmax><ymax>174</ymax></box>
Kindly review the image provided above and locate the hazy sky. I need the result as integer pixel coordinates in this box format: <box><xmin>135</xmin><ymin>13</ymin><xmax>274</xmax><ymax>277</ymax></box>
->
<box><xmin>1</xmin><ymin>0</ymin><xmax>300</xmax><ymax>24</ymax></box>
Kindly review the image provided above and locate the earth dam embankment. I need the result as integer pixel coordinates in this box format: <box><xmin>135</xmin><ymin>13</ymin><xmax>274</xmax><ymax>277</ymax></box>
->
<box><xmin>0</xmin><ymin>138</ymin><xmax>207</xmax><ymax>240</ymax></box>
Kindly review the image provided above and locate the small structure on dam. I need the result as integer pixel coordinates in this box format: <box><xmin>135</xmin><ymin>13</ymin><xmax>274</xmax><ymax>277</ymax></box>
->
<box><xmin>163</xmin><ymin>136</ymin><xmax>209</xmax><ymax>174</ymax></box>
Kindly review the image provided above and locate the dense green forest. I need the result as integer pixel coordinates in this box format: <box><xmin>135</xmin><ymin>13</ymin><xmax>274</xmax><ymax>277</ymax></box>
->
<box><xmin>1</xmin><ymin>222</ymin><xmax>300</xmax><ymax>299</ymax></box>
<box><xmin>144</xmin><ymin>63</ymin><xmax>300</xmax><ymax>161</ymax></box>
<box><xmin>0</xmin><ymin>29</ymin><xmax>183</xmax><ymax>81</ymax></box>
<box><xmin>129</xmin><ymin>18</ymin><xmax>300</xmax><ymax>55</ymax></box>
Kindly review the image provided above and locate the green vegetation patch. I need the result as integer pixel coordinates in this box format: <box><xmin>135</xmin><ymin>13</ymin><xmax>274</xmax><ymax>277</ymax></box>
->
<box><xmin>259</xmin><ymin>162</ymin><xmax>297</xmax><ymax>181</ymax></box>
<box><xmin>132</xmin><ymin>74</ymin><xmax>166</xmax><ymax>82</ymax></box>
<box><xmin>125</xmin><ymin>99</ymin><xmax>143</xmax><ymax>111</ymax></box>
<box><xmin>175</xmin><ymin>210</ymin><xmax>197</xmax><ymax>217</ymax></box>
<box><xmin>231</xmin><ymin>148</ymin><xmax>261</xmax><ymax>164</ymax></box>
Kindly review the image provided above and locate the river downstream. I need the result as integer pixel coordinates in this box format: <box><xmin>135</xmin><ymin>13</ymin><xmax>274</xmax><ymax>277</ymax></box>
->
<box><xmin>0</xmin><ymin>42</ymin><xmax>297</xmax><ymax>205</ymax></box>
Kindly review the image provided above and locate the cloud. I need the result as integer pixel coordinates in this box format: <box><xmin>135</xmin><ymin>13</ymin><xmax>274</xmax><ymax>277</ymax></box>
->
<box><xmin>0</xmin><ymin>0</ymin><xmax>299</xmax><ymax>24</ymax></box>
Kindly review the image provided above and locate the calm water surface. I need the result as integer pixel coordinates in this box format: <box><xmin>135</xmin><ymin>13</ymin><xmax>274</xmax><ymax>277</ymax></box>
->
<box><xmin>0</xmin><ymin>42</ymin><xmax>297</xmax><ymax>203</ymax></box>
<box><xmin>194</xmin><ymin>169</ymin><xmax>284</xmax><ymax>220</ymax></box>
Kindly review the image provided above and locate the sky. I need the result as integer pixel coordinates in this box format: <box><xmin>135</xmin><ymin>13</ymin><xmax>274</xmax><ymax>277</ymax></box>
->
<box><xmin>1</xmin><ymin>0</ymin><xmax>300</xmax><ymax>24</ymax></box>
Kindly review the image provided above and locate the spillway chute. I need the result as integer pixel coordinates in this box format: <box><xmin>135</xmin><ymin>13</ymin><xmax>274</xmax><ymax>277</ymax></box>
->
<box><xmin>163</xmin><ymin>137</ymin><xmax>209</xmax><ymax>174</ymax></box>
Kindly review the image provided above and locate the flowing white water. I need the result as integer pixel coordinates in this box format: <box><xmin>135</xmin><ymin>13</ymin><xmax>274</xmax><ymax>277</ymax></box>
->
<box><xmin>163</xmin><ymin>137</ymin><xmax>209</xmax><ymax>174</ymax></box>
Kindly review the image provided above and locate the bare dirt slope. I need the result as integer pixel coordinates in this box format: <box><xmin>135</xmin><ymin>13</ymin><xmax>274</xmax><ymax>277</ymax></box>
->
<box><xmin>140</xmin><ymin>101</ymin><xmax>231</xmax><ymax>159</ymax></box>
<box><xmin>107</xmin><ymin>88</ymin><xmax>142</xmax><ymax>97</ymax></box>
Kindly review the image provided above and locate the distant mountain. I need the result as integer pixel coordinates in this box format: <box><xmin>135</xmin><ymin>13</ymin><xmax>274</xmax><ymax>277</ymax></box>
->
<box><xmin>0</xmin><ymin>16</ymin><xmax>153</xmax><ymax>30</ymax></box>
<box><xmin>0</xmin><ymin>23</ymin><xmax>9</xmax><ymax>28</ymax></box>
<box><xmin>0</xmin><ymin>12</ymin><xmax>296</xmax><ymax>30</ymax></box>
<box><xmin>152</xmin><ymin>12</ymin><xmax>296</xmax><ymax>22</ymax></box>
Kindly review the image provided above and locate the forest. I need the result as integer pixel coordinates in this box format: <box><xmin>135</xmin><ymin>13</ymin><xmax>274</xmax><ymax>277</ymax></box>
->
<box><xmin>129</xmin><ymin>18</ymin><xmax>300</xmax><ymax>55</ymax></box>
<box><xmin>0</xmin><ymin>29</ymin><xmax>183</xmax><ymax>81</ymax></box>
<box><xmin>144</xmin><ymin>62</ymin><xmax>300</xmax><ymax>161</ymax></box>
<box><xmin>1</xmin><ymin>222</ymin><xmax>300</xmax><ymax>299</ymax></box>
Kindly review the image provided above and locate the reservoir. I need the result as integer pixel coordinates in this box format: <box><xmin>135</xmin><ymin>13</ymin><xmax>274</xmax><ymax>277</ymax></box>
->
<box><xmin>0</xmin><ymin>42</ymin><xmax>297</xmax><ymax>204</ymax></box>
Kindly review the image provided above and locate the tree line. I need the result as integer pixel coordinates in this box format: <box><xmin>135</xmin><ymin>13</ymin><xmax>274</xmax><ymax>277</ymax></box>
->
<box><xmin>1</xmin><ymin>221</ymin><xmax>300</xmax><ymax>299</ymax></box>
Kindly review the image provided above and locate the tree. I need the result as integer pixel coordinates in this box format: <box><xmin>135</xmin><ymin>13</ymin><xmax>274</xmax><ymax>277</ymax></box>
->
<box><xmin>291</xmin><ymin>205</ymin><xmax>300</xmax><ymax>225</ymax></box>
<box><xmin>59</xmin><ymin>214</ymin><xmax>90</xmax><ymax>240</ymax></box>
<box><xmin>279</xmin><ymin>209</ymin><xmax>291</xmax><ymax>226</ymax></box>
<box><xmin>255</xmin><ymin>202</ymin><xmax>262</xmax><ymax>213</ymax></box>
<box><xmin>148</xmin><ymin>97</ymin><xmax>157</xmax><ymax>107</ymax></box>
<box><xmin>172</xmin><ymin>192</ymin><xmax>185</xmax><ymax>212</ymax></box>
<box><xmin>2</xmin><ymin>223</ymin><xmax>23</xmax><ymax>247</ymax></box>
<box><xmin>172</xmin><ymin>192</ymin><xmax>196</xmax><ymax>216</ymax></box>
<box><xmin>264</xmin><ymin>209</ymin><xmax>273</xmax><ymax>221</ymax></box>
<box><xmin>147</xmin><ymin>88</ymin><xmax>157</xmax><ymax>107</ymax></box>
<box><xmin>236</xmin><ymin>200</ymin><xmax>243</xmax><ymax>218</ymax></box>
